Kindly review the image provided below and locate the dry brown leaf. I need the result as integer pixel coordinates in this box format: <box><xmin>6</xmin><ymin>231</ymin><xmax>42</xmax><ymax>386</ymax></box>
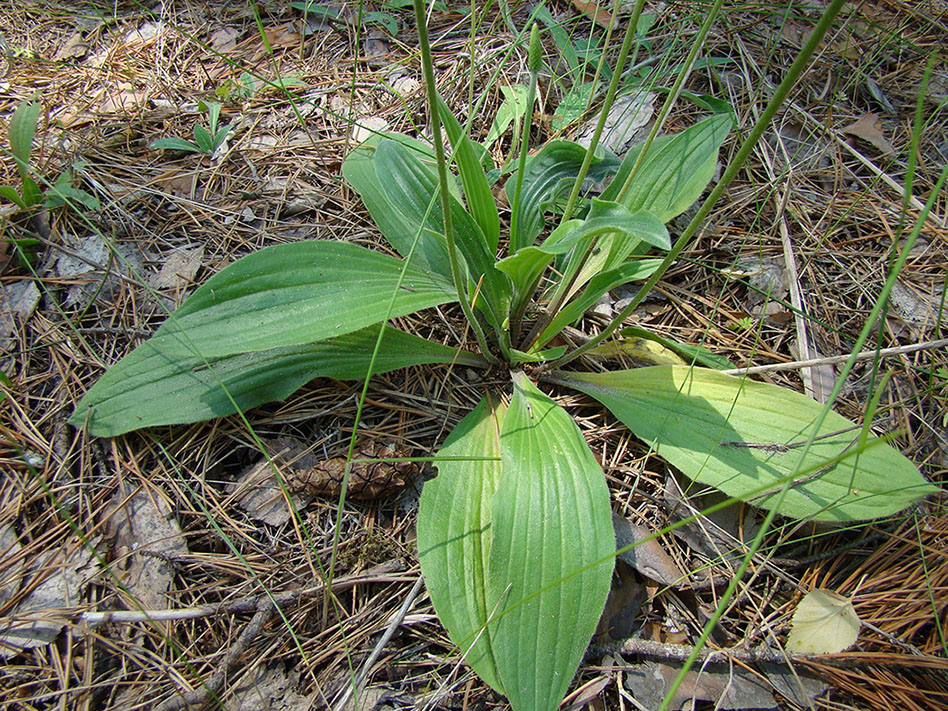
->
<box><xmin>594</xmin><ymin>560</ymin><xmax>644</xmax><ymax>643</ymax></box>
<box><xmin>624</xmin><ymin>660</ymin><xmax>777</xmax><ymax>710</ymax></box>
<box><xmin>572</xmin><ymin>0</ymin><xmax>615</xmax><ymax>29</ymax></box>
<box><xmin>840</xmin><ymin>113</ymin><xmax>894</xmax><ymax>154</ymax></box>
<box><xmin>53</xmin><ymin>32</ymin><xmax>89</xmax><ymax>61</ymax></box>
<box><xmin>664</xmin><ymin>472</ymin><xmax>760</xmax><ymax>573</ymax></box>
<box><xmin>226</xmin><ymin>663</ymin><xmax>313</xmax><ymax>711</ymax></box>
<box><xmin>151</xmin><ymin>245</ymin><xmax>204</xmax><ymax>295</ymax></box>
<box><xmin>0</xmin><ymin>540</ymin><xmax>99</xmax><ymax>658</ymax></box>
<box><xmin>106</xmin><ymin>487</ymin><xmax>188</xmax><ymax>611</ymax></box>
<box><xmin>209</xmin><ymin>26</ymin><xmax>241</xmax><ymax>53</ymax></box>
<box><xmin>98</xmin><ymin>82</ymin><xmax>150</xmax><ymax>114</ymax></box>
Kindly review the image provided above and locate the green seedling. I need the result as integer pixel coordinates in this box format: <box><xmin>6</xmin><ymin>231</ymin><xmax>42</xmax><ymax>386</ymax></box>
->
<box><xmin>0</xmin><ymin>100</ymin><xmax>99</xmax><ymax>211</ymax></box>
<box><xmin>71</xmin><ymin>4</ymin><xmax>938</xmax><ymax>711</ymax></box>
<box><xmin>150</xmin><ymin>101</ymin><xmax>233</xmax><ymax>156</ymax></box>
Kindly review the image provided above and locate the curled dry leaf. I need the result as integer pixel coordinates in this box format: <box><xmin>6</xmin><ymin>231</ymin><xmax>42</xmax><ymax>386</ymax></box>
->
<box><xmin>840</xmin><ymin>113</ymin><xmax>895</xmax><ymax>154</ymax></box>
<box><xmin>786</xmin><ymin>588</ymin><xmax>861</xmax><ymax>654</ymax></box>
<box><xmin>613</xmin><ymin>513</ymin><xmax>684</xmax><ymax>587</ymax></box>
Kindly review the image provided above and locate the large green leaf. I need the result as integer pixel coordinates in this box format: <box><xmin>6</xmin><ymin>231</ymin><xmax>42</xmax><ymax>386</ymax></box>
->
<box><xmin>584</xmin><ymin>327</ymin><xmax>734</xmax><ymax>370</ymax></box>
<box><xmin>507</xmin><ymin>140</ymin><xmax>621</xmax><ymax>251</ymax></box>
<box><xmin>557</xmin><ymin>367</ymin><xmax>937</xmax><ymax>521</ymax></box>
<box><xmin>71</xmin><ymin>325</ymin><xmax>484</xmax><ymax>436</ymax></box>
<box><xmin>418</xmin><ymin>395</ymin><xmax>507</xmax><ymax>693</ymax></box>
<box><xmin>342</xmin><ymin>137</ymin><xmax>453</xmax><ymax>278</ymax></box>
<box><xmin>489</xmin><ymin>372</ymin><xmax>614</xmax><ymax>711</ymax></box>
<box><xmin>143</xmin><ymin>240</ymin><xmax>456</xmax><ymax>359</ymax></box>
<box><xmin>600</xmin><ymin>112</ymin><xmax>732</xmax><ymax>221</ymax></box>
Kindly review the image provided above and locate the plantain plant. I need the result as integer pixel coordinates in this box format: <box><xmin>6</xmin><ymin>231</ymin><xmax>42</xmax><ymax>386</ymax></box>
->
<box><xmin>71</xmin><ymin>2</ymin><xmax>937</xmax><ymax>710</ymax></box>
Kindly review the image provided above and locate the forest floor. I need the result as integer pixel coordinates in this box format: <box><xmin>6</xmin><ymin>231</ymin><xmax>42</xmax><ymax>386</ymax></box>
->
<box><xmin>0</xmin><ymin>1</ymin><xmax>946</xmax><ymax>710</ymax></box>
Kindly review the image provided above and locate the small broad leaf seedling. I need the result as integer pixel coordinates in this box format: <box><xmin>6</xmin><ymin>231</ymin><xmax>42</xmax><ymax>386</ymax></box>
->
<box><xmin>71</xmin><ymin>5</ymin><xmax>938</xmax><ymax>711</ymax></box>
<box><xmin>150</xmin><ymin>101</ymin><xmax>233</xmax><ymax>156</ymax></box>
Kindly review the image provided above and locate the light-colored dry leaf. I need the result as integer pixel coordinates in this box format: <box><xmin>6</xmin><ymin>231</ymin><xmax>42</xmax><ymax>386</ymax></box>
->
<box><xmin>151</xmin><ymin>245</ymin><xmax>204</xmax><ymax>293</ymax></box>
<box><xmin>391</xmin><ymin>75</ymin><xmax>420</xmax><ymax>97</ymax></box>
<box><xmin>0</xmin><ymin>525</ymin><xmax>24</xmax><ymax>608</ymax></box>
<box><xmin>125</xmin><ymin>21</ymin><xmax>165</xmax><ymax>44</ymax></box>
<box><xmin>723</xmin><ymin>255</ymin><xmax>789</xmax><ymax>311</ymax></box>
<box><xmin>0</xmin><ymin>540</ymin><xmax>99</xmax><ymax>658</ymax></box>
<box><xmin>54</xmin><ymin>32</ymin><xmax>89</xmax><ymax>61</ymax></box>
<box><xmin>107</xmin><ymin>487</ymin><xmax>188</xmax><ymax>611</ymax></box>
<box><xmin>578</xmin><ymin>92</ymin><xmax>654</xmax><ymax>155</ymax></box>
<box><xmin>209</xmin><ymin>26</ymin><xmax>241</xmax><ymax>53</ymax></box>
<box><xmin>889</xmin><ymin>278</ymin><xmax>941</xmax><ymax>337</ymax></box>
<box><xmin>353</xmin><ymin>116</ymin><xmax>389</xmax><ymax>143</ymax></box>
<box><xmin>55</xmin><ymin>235</ymin><xmax>145</xmax><ymax>309</ymax></box>
<box><xmin>0</xmin><ymin>280</ymin><xmax>41</xmax><ymax>352</ymax></box>
<box><xmin>787</xmin><ymin>589</ymin><xmax>861</xmax><ymax>654</ymax></box>
<box><xmin>840</xmin><ymin>113</ymin><xmax>894</xmax><ymax>154</ymax></box>
<box><xmin>98</xmin><ymin>82</ymin><xmax>149</xmax><ymax>114</ymax></box>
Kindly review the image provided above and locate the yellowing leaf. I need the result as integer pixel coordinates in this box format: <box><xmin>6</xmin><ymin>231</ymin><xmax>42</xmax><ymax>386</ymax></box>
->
<box><xmin>787</xmin><ymin>589</ymin><xmax>861</xmax><ymax>654</ymax></box>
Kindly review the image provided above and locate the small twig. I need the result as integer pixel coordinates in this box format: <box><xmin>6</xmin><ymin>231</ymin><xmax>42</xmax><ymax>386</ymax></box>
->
<box><xmin>618</xmin><ymin>637</ymin><xmax>794</xmax><ymax>664</ymax></box>
<box><xmin>332</xmin><ymin>576</ymin><xmax>424</xmax><ymax>711</ymax></box>
<box><xmin>155</xmin><ymin>599</ymin><xmax>275</xmax><ymax>711</ymax></box>
<box><xmin>720</xmin><ymin>339</ymin><xmax>948</xmax><ymax>376</ymax></box>
<box><xmin>614</xmin><ymin>638</ymin><xmax>946</xmax><ymax>669</ymax></box>
<box><xmin>80</xmin><ymin>558</ymin><xmax>406</xmax><ymax>626</ymax></box>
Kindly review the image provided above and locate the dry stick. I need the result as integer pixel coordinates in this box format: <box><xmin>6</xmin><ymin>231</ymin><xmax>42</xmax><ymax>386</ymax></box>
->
<box><xmin>80</xmin><ymin>559</ymin><xmax>406</xmax><ymax>626</ymax></box>
<box><xmin>154</xmin><ymin>600</ymin><xmax>275</xmax><ymax>711</ymax></box>
<box><xmin>720</xmin><ymin>339</ymin><xmax>948</xmax><ymax>377</ymax></box>
<box><xmin>615</xmin><ymin>638</ymin><xmax>943</xmax><ymax>668</ymax></box>
<box><xmin>775</xmin><ymin>184</ymin><xmax>825</xmax><ymax>400</ymax></box>
<box><xmin>331</xmin><ymin>576</ymin><xmax>425</xmax><ymax>711</ymax></box>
